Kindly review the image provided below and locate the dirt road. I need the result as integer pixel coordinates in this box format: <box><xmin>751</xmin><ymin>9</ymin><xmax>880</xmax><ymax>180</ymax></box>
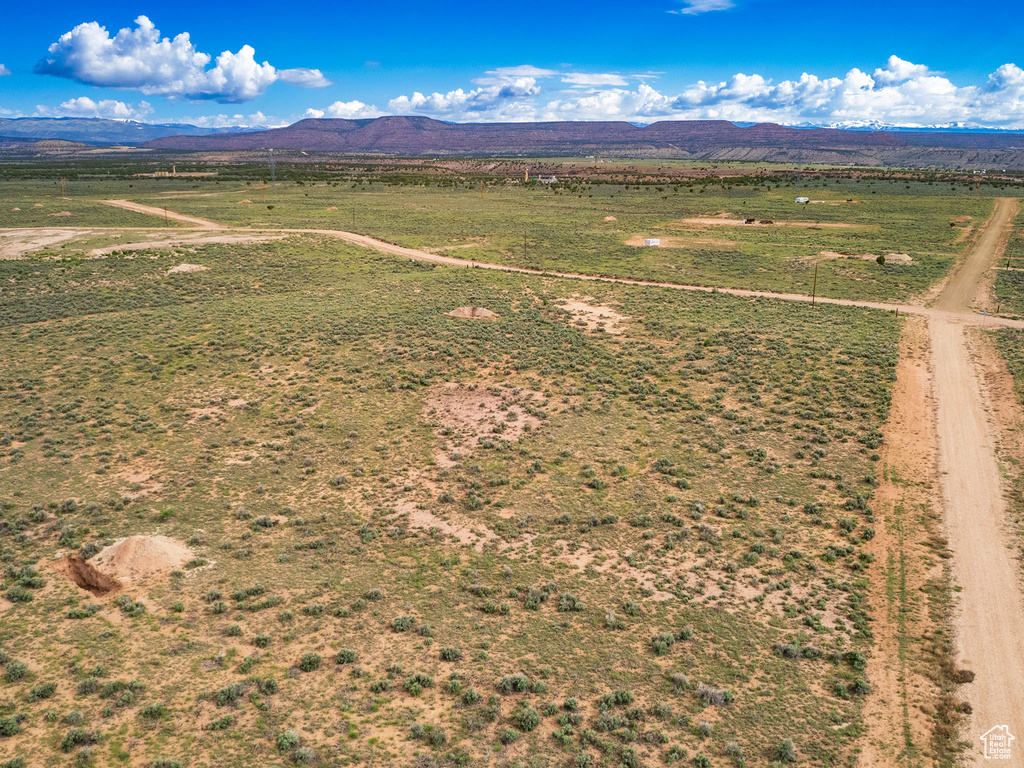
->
<box><xmin>100</xmin><ymin>200</ymin><xmax>225</xmax><ymax>229</ymax></box>
<box><xmin>933</xmin><ymin>197</ymin><xmax>1017</xmax><ymax>313</ymax></box>
<box><xmin>930</xmin><ymin>321</ymin><xmax>1024</xmax><ymax>760</ymax></box>
<box><xmin>925</xmin><ymin>197</ymin><xmax>1024</xmax><ymax>763</ymax></box>
<box><xmin>70</xmin><ymin>203</ymin><xmax>1024</xmax><ymax>330</ymax></box>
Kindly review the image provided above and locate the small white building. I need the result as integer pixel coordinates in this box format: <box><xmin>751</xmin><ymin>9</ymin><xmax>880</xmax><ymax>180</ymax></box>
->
<box><xmin>795</xmin><ymin>197</ymin><xmax>810</xmax><ymax>204</ymax></box>
<box><xmin>644</xmin><ymin>238</ymin><xmax>661</xmax><ymax>247</ymax></box>
<box><xmin>536</xmin><ymin>175</ymin><xmax>558</xmax><ymax>184</ymax></box>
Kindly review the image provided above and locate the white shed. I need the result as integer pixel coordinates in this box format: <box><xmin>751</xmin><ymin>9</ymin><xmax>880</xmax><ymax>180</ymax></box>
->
<box><xmin>644</xmin><ymin>238</ymin><xmax>661</xmax><ymax>247</ymax></box>
<box><xmin>795</xmin><ymin>197</ymin><xmax>810</xmax><ymax>204</ymax></box>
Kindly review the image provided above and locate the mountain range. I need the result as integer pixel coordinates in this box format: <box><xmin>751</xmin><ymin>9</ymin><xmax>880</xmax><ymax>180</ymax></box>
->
<box><xmin>4</xmin><ymin>116</ymin><xmax>1024</xmax><ymax>168</ymax></box>
<box><xmin>140</xmin><ymin>117</ymin><xmax>1024</xmax><ymax>168</ymax></box>
<box><xmin>0</xmin><ymin>118</ymin><xmax>260</xmax><ymax>145</ymax></box>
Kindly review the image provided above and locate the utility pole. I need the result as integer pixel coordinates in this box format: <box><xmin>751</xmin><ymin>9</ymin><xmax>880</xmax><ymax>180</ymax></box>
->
<box><xmin>164</xmin><ymin>207</ymin><xmax>167</xmax><ymax>223</ymax></box>
<box><xmin>480</xmin><ymin>180</ymin><xmax>483</xmax><ymax>200</ymax></box>
<box><xmin>811</xmin><ymin>263</ymin><xmax>818</xmax><ymax>307</ymax></box>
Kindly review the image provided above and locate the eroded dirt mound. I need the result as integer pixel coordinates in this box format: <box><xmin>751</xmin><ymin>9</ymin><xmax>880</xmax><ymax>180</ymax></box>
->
<box><xmin>167</xmin><ymin>263</ymin><xmax>209</xmax><ymax>275</ymax></box>
<box><xmin>53</xmin><ymin>556</ymin><xmax>121</xmax><ymax>597</ymax></box>
<box><xmin>445</xmin><ymin>306</ymin><xmax>498</xmax><ymax>320</ymax></box>
<box><xmin>603</xmin><ymin>216</ymin><xmax>617</xmax><ymax>221</ymax></box>
<box><xmin>424</xmin><ymin>383</ymin><xmax>543</xmax><ymax>466</ymax></box>
<box><xmin>91</xmin><ymin>535</ymin><xmax>194</xmax><ymax>581</ymax></box>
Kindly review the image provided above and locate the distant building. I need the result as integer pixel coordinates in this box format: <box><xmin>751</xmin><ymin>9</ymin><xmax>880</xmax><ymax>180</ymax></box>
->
<box><xmin>644</xmin><ymin>238</ymin><xmax>661</xmax><ymax>246</ymax></box>
<box><xmin>536</xmin><ymin>175</ymin><xmax>558</xmax><ymax>184</ymax></box>
<box><xmin>795</xmin><ymin>197</ymin><xmax>810</xmax><ymax>204</ymax></box>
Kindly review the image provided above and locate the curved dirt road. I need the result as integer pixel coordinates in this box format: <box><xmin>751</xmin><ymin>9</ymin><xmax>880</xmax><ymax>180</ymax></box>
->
<box><xmin>100</xmin><ymin>199</ymin><xmax>225</xmax><ymax>229</ymax></box>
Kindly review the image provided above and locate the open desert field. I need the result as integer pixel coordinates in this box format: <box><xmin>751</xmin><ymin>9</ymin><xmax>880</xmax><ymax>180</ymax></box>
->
<box><xmin>1</xmin><ymin>157</ymin><xmax>1023</xmax><ymax>768</ymax></box>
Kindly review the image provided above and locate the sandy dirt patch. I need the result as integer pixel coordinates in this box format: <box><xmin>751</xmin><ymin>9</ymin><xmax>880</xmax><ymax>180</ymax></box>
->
<box><xmin>238</xmin><ymin>199</ymin><xmax>252</xmax><ymax>204</ymax></box>
<box><xmin>0</xmin><ymin>228</ymin><xmax>96</xmax><ymax>259</ymax></box>
<box><xmin>671</xmin><ymin>217</ymin><xmax>864</xmax><ymax>229</ymax></box>
<box><xmin>625</xmin><ymin>235</ymin><xmax>738</xmax><ymax>248</ymax></box>
<box><xmin>603</xmin><ymin>216</ymin><xmax>617</xmax><ymax>221</ymax></box>
<box><xmin>444</xmin><ymin>306</ymin><xmax>498</xmax><ymax>319</ymax></box>
<box><xmin>423</xmin><ymin>383</ymin><xmax>543</xmax><ymax>466</ymax></box>
<box><xmin>48</xmin><ymin>211</ymin><xmax>72</xmax><ymax>217</ymax></box>
<box><xmin>89</xmin><ymin>231</ymin><xmax>287</xmax><ymax>257</ymax></box>
<box><xmin>397</xmin><ymin>500</ymin><xmax>500</xmax><ymax>552</ymax></box>
<box><xmin>90</xmin><ymin>535</ymin><xmax>194</xmax><ymax>582</ymax></box>
<box><xmin>167</xmin><ymin>263</ymin><xmax>209</xmax><ymax>275</ymax></box>
<box><xmin>558</xmin><ymin>298</ymin><xmax>629</xmax><ymax>335</ymax></box>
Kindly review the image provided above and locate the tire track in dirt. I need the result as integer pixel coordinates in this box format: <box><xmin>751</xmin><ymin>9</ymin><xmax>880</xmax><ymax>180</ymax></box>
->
<box><xmin>862</xmin><ymin>316</ymin><xmax>944</xmax><ymax>768</ymax></box>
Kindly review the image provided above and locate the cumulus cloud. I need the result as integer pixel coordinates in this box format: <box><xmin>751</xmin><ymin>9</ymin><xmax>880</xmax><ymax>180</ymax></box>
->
<box><xmin>669</xmin><ymin>0</ymin><xmax>735</xmax><ymax>14</ymax></box>
<box><xmin>375</xmin><ymin>57</ymin><xmax>1024</xmax><ymax>128</ymax></box>
<box><xmin>278</xmin><ymin>68</ymin><xmax>331</xmax><ymax>88</ymax></box>
<box><xmin>306</xmin><ymin>100</ymin><xmax>384</xmax><ymax>119</ymax></box>
<box><xmin>37</xmin><ymin>96</ymin><xmax>154</xmax><ymax>119</ymax></box>
<box><xmin>387</xmin><ymin>78</ymin><xmax>541</xmax><ymax>119</ymax></box>
<box><xmin>562</xmin><ymin>73</ymin><xmax>629</xmax><ymax>87</ymax></box>
<box><xmin>35</xmin><ymin>16</ymin><xmax>324</xmax><ymax>103</ymax></box>
<box><xmin>0</xmin><ymin>64</ymin><xmax>11</xmax><ymax>76</ymax></box>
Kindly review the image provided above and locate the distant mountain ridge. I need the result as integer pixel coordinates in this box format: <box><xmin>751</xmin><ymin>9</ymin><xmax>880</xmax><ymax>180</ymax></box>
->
<box><xmin>139</xmin><ymin>116</ymin><xmax>1024</xmax><ymax>168</ymax></box>
<box><xmin>0</xmin><ymin>117</ymin><xmax>263</xmax><ymax>145</ymax></box>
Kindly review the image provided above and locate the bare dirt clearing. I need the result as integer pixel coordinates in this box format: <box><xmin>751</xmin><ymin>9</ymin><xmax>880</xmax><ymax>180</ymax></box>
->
<box><xmin>166</xmin><ymin>263</ymin><xmax>209</xmax><ymax>275</ymax></box>
<box><xmin>558</xmin><ymin>298</ymin><xmax>629</xmax><ymax>334</ymax></box>
<box><xmin>0</xmin><ymin>228</ymin><xmax>98</xmax><ymax>259</ymax></box>
<box><xmin>625</xmin><ymin>234</ymin><xmax>738</xmax><ymax>248</ymax></box>
<box><xmin>671</xmin><ymin>217</ymin><xmax>866</xmax><ymax>229</ymax></box>
<box><xmin>423</xmin><ymin>383</ymin><xmax>543</xmax><ymax>467</ymax></box>
<box><xmin>89</xmin><ymin>231</ymin><xmax>287</xmax><ymax>257</ymax></box>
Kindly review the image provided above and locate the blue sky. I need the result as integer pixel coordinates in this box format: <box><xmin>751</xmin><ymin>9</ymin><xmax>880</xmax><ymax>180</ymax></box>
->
<box><xmin>2</xmin><ymin>0</ymin><xmax>1024</xmax><ymax>128</ymax></box>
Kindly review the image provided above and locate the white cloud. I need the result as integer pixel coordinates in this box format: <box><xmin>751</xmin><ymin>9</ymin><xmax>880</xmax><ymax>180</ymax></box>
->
<box><xmin>179</xmin><ymin>111</ymin><xmax>286</xmax><ymax>128</ymax></box>
<box><xmin>35</xmin><ymin>16</ymin><xmax>322</xmax><ymax>103</ymax></box>
<box><xmin>387</xmin><ymin>78</ymin><xmax>541</xmax><ymax>119</ymax></box>
<box><xmin>278</xmin><ymin>68</ymin><xmax>331</xmax><ymax>88</ymax></box>
<box><xmin>669</xmin><ymin>0</ymin><xmax>735</xmax><ymax>15</ymax></box>
<box><xmin>562</xmin><ymin>73</ymin><xmax>629</xmax><ymax>87</ymax></box>
<box><xmin>37</xmin><ymin>96</ymin><xmax>154</xmax><ymax>119</ymax></box>
<box><xmin>323</xmin><ymin>100</ymin><xmax>384</xmax><ymax>119</ymax></box>
<box><xmin>0</xmin><ymin>64</ymin><xmax>11</xmax><ymax>77</ymax></box>
<box><xmin>372</xmin><ymin>57</ymin><xmax>1024</xmax><ymax>128</ymax></box>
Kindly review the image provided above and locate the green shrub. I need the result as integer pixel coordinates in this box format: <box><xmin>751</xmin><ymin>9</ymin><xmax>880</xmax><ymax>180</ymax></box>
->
<box><xmin>776</xmin><ymin>739</ymin><xmax>797</xmax><ymax>763</ymax></box>
<box><xmin>27</xmin><ymin>682</ymin><xmax>57</xmax><ymax>702</ymax></box>
<box><xmin>335</xmin><ymin>648</ymin><xmax>356</xmax><ymax>664</ymax></box>
<box><xmin>298</xmin><ymin>653</ymin><xmax>321</xmax><ymax>672</ymax></box>
<box><xmin>276</xmin><ymin>730</ymin><xmax>300</xmax><ymax>752</ymax></box>
<box><xmin>501</xmin><ymin>727</ymin><xmax>520</xmax><ymax>744</ymax></box>
<box><xmin>391</xmin><ymin>615</ymin><xmax>415</xmax><ymax>632</ymax></box>
<box><xmin>439</xmin><ymin>647</ymin><xmax>463</xmax><ymax>662</ymax></box>
<box><xmin>4</xmin><ymin>661</ymin><xmax>27</xmax><ymax>682</ymax></box>
<box><xmin>514</xmin><ymin>705</ymin><xmax>540</xmax><ymax>732</ymax></box>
